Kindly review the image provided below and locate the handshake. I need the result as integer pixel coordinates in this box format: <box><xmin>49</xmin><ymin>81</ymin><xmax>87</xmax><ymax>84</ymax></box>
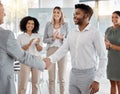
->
<box><xmin>43</xmin><ymin>58</ymin><xmax>52</xmax><ymax>69</ymax></box>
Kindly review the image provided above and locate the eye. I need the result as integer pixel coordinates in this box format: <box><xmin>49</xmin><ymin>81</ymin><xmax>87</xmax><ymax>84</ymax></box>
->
<box><xmin>57</xmin><ymin>12</ymin><xmax>60</xmax><ymax>14</ymax></box>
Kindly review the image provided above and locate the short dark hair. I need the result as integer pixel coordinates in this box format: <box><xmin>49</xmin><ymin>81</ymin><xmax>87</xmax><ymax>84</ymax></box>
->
<box><xmin>75</xmin><ymin>4</ymin><xmax>93</xmax><ymax>20</ymax></box>
<box><xmin>20</xmin><ymin>16</ymin><xmax>39</xmax><ymax>33</ymax></box>
<box><xmin>113</xmin><ymin>11</ymin><xmax>120</xmax><ymax>17</ymax></box>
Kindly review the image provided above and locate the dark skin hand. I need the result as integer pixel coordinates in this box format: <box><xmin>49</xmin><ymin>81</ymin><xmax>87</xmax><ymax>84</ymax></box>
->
<box><xmin>89</xmin><ymin>81</ymin><xmax>99</xmax><ymax>94</ymax></box>
<box><xmin>35</xmin><ymin>38</ymin><xmax>42</xmax><ymax>51</ymax></box>
<box><xmin>22</xmin><ymin>39</ymin><xmax>34</xmax><ymax>50</ymax></box>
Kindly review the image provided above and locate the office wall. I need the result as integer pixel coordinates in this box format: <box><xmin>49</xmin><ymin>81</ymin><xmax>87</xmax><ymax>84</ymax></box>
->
<box><xmin>28</xmin><ymin>8</ymin><xmax>112</xmax><ymax>35</ymax></box>
<box><xmin>28</xmin><ymin>8</ymin><xmax>75</xmax><ymax>36</ymax></box>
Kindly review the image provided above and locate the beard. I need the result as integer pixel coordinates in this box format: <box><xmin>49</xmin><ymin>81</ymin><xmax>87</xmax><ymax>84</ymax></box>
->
<box><xmin>74</xmin><ymin>16</ymin><xmax>86</xmax><ymax>25</ymax></box>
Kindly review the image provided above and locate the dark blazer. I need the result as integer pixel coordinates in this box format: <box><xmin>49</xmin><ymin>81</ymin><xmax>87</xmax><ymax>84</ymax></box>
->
<box><xmin>0</xmin><ymin>27</ymin><xmax>45</xmax><ymax>94</ymax></box>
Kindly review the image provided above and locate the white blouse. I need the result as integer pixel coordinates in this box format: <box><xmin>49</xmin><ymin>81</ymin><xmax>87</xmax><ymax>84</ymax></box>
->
<box><xmin>17</xmin><ymin>33</ymin><xmax>42</xmax><ymax>56</ymax></box>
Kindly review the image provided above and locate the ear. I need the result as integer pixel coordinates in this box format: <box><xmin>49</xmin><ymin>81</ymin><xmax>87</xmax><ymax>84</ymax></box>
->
<box><xmin>85</xmin><ymin>14</ymin><xmax>89</xmax><ymax>18</ymax></box>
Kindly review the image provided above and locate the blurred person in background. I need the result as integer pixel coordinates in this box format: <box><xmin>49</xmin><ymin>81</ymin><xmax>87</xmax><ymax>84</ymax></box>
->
<box><xmin>43</xmin><ymin>6</ymin><xmax>68</xmax><ymax>94</ymax></box>
<box><xmin>18</xmin><ymin>16</ymin><xmax>42</xmax><ymax>94</ymax></box>
<box><xmin>105</xmin><ymin>11</ymin><xmax>120</xmax><ymax>94</ymax></box>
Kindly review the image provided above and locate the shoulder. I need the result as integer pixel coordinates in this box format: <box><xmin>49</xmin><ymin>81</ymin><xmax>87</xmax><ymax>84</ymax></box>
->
<box><xmin>88</xmin><ymin>26</ymin><xmax>99</xmax><ymax>34</ymax></box>
<box><xmin>67</xmin><ymin>28</ymin><xmax>76</xmax><ymax>35</ymax></box>
<box><xmin>0</xmin><ymin>28</ymin><xmax>14</xmax><ymax>44</ymax></box>
<box><xmin>61</xmin><ymin>22</ymin><xmax>68</xmax><ymax>30</ymax></box>
<box><xmin>105</xmin><ymin>26</ymin><xmax>112</xmax><ymax>33</ymax></box>
<box><xmin>32</xmin><ymin>33</ymin><xmax>41</xmax><ymax>37</ymax></box>
<box><xmin>46</xmin><ymin>21</ymin><xmax>52</xmax><ymax>26</ymax></box>
<box><xmin>0</xmin><ymin>28</ymin><xmax>14</xmax><ymax>38</ymax></box>
<box><xmin>17</xmin><ymin>33</ymin><xmax>25</xmax><ymax>39</ymax></box>
<box><xmin>18</xmin><ymin>33</ymin><xmax>25</xmax><ymax>37</ymax></box>
<box><xmin>0</xmin><ymin>27</ymin><xmax>11</xmax><ymax>33</ymax></box>
<box><xmin>62</xmin><ymin>22</ymin><xmax>68</xmax><ymax>26</ymax></box>
<box><xmin>88</xmin><ymin>26</ymin><xmax>102</xmax><ymax>38</ymax></box>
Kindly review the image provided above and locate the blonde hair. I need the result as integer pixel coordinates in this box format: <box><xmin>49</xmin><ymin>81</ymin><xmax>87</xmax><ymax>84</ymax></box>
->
<box><xmin>51</xmin><ymin>6</ymin><xmax>64</xmax><ymax>25</ymax></box>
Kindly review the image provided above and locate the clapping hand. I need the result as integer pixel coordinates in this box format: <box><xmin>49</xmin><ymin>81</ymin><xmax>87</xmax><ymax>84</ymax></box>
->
<box><xmin>43</xmin><ymin>58</ymin><xmax>52</xmax><ymax>69</ymax></box>
<box><xmin>56</xmin><ymin>34</ymin><xmax>64</xmax><ymax>40</ymax></box>
<box><xmin>35</xmin><ymin>38</ymin><xmax>40</xmax><ymax>45</ymax></box>
<box><xmin>52</xmin><ymin>31</ymin><xmax>59</xmax><ymax>40</ymax></box>
<box><xmin>105</xmin><ymin>39</ymin><xmax>111</xmax><ymax>49</ymax></box>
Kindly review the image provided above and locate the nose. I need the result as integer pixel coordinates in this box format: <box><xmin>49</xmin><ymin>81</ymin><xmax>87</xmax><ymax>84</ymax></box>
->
<box><xmin>73</xmin><ymin>14</ymin><xmax>76</xmax><ymax>19</ymax></box>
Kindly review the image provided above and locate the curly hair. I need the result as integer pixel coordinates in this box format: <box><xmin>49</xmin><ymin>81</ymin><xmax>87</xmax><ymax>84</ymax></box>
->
<box><xmin>20</xmin><ymin>16</ymin><xmax>39</xmax><ymax>33</ymax></box>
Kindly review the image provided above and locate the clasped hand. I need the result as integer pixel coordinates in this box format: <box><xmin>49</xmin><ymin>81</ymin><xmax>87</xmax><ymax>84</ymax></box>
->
<box><xmin>43</xmin><ymin>58</ymin><xmax>52</xmax><ymax>69</ymax></box>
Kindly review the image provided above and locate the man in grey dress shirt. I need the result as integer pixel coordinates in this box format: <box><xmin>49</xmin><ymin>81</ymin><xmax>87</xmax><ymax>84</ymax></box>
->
<box><xmin>0</xmin><ymin>2</ymin><xmax>50</xmax><ymax>94</ymax></box>
<box><xmin>44</xmin><ymin>4</ymin><xmax>107</xmax><ymax>94</ymax></box>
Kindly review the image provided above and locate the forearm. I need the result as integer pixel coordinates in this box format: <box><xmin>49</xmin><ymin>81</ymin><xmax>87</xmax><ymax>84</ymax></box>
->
<box><xmin>49</xmin><ymin>44</ymin><xmax>68</xmax><ymax>63</ymax></box>
<box><xmin>36</xmin><ymin>44</ymin><xmax>42</xmax><ymax>51</ymax></box>
<box><xmin>109</xmin><ymin>43</ymin><xmax>120</xmax><ymax>51</ymax></box>
<box><xmin>43</xmin><ymin>37</ymin><xmax>54</xmax><ymax>44</ymax></box>
<box><xmin>22</xmin><ymin>44</ymin><xmax>30</xmax><ymax>50</ymax></box>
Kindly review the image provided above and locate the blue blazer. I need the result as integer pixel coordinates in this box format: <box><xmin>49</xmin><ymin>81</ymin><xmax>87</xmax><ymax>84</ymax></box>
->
<box><xmin>0</xmin><ymin>27</ymin><xmax>45</xmax><ymax>94</ymax></box>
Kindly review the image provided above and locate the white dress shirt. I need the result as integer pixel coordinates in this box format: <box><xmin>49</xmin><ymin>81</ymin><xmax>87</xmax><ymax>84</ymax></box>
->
<box><xmin>49</xmin><ymin>24</ymin><xmax>107</xmax><ymax>82</ymax></box>
<box><xmin>17</xmin><ymin>33</ymin><xmax>42</xmax><ymax>56</ymax></box>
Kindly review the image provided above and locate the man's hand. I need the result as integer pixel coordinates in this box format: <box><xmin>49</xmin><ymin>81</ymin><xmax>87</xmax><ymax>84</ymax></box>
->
<box><xmin>89</xmin><ymin>81</ymin><xmax>99</xmax><ymax>94</ymax></box>
<box><xmin>43</xmin><ymin>58</ymin><xmax>51</xmax><ymax>69</ymax></box>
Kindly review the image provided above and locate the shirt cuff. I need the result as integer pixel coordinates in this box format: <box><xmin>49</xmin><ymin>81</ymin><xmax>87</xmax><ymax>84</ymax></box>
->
<box><xmin>94</xmin><ymin>77</ymin><xmax>101</xmax><ymax>83</ymax></box>
<box><xmin>49</xmin><ymin>56</ymin><xmax>56</xmax><ymax>63</ymax></box>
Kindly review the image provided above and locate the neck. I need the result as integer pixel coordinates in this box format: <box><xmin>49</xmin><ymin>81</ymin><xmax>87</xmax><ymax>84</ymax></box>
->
<box><xmin>27</xmin><ymin>30</ymin><xmax>32</xmax><ymax>35</ymax></box>
<box><xmin>54</xmin><ymin>20</ymin><xmax>60</xmax><ymax>24</ymax></box>
<box><xmin>78</xmin><ymin>22</ymin><xmax>89</xmax><ymax>31</ymax></box>
<box><xmin>113</xmin><ymin>24</ymin><xmax>120</xmax><ymax>28</ymax></box>
<box><xmin>54</xmin><ymin>20</ymin><xmax>61</xmax><ymax>29</ymax></box>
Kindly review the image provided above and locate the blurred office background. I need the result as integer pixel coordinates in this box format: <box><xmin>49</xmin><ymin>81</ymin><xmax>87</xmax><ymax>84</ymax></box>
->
<box><xmin>1</xmin><ymin>0</ymin><xmax>120</xmax><ymax>36</ymax></box>
<box><xmin>1</xmin><ymin>0</ymin><xmax>120</xmax><ymax>94</ymax></box>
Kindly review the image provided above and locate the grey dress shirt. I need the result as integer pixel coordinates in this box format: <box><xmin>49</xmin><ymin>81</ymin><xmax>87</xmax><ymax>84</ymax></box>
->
<box><xmin>0</xmin><ymin>27</ymin><xmax>45</xmax><ymax>94</ymax></box>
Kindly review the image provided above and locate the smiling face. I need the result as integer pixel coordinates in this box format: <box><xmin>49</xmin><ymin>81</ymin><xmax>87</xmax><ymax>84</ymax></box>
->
<box><xmin>73</xmin><ymin>8</ymin><xmax>87</xmax><ymax>25</ymax></box>
<box><xmin>0</xmin><ymin>4</ymin><xmax>6</xmax><ymax>24</ymax></box>
<box><xmin>26</xmin><ymin>20</ymin><xmax>35</xmax><ymax>32</ymax></box>
<box><xmin>112</xmin><ymin>13</ymin><xmax>120</xmax><ymax>26</ymax></box>
<box><xmin>53</xmin><ymin>8</ymin><xmax>62</xmax><ymax>21</ymax></box>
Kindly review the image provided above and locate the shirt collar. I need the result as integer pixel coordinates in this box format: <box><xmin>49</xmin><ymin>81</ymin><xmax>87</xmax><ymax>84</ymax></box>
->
<box><xmin>24</xmin><ymin>32</ymin><xmax>32</xmax><ymax>36</ymax></box>
<box><xmin>76</xmin><ymin>23</ymin><xmax>91</xmax><ymax>32</ymax></box>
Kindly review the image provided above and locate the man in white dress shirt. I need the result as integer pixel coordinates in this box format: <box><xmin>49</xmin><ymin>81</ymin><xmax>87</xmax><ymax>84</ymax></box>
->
<box><xmin>44</xmin><ymin>4</ymin><xmax>107</xmax><ymax>94</ymax></box>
